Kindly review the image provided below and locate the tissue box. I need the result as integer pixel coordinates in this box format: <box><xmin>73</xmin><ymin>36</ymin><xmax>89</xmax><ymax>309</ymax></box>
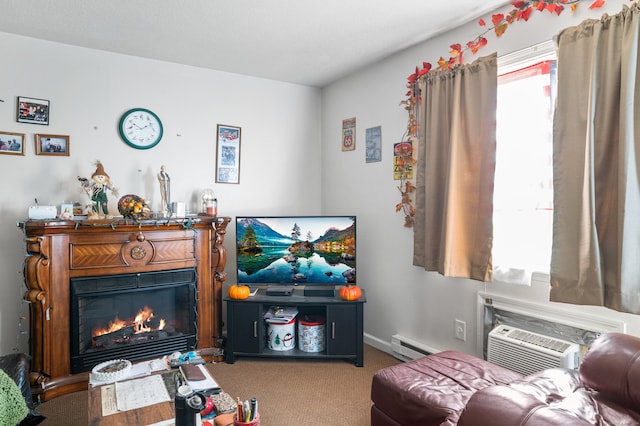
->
<box><xmin>28</xmin><ymin>205</ymin><xmax>57</xmax><ymax>219</ymax></box>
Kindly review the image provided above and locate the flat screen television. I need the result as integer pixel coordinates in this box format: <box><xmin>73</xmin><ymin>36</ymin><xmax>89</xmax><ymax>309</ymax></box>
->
<box><xmin>236</xmin><ymin>216</ymin><xmax>356</xmax><ymax>288</ymax></box>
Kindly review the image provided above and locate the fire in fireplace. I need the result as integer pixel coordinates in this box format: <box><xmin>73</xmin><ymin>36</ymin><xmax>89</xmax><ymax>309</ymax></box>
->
<box><xmin>70</xmin><ymin>268</ymin><xmax>198</xmax><ymax>374</ymax></box>
<box><xmin>92</xmin><ymin>305</ymin><xmax>168</xmax><ymax>348</ymax></box>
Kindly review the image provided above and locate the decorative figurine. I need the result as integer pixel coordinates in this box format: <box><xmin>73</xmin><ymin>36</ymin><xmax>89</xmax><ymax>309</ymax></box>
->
<box><xmin>157</xmin><ymin>165</ymin><xmax>171</xmax><ymax>217</ymax></box>
<box><xmin>78</xmin><ymin>161</ymin><xmax>118</xmax><ymax>219</ymax></box>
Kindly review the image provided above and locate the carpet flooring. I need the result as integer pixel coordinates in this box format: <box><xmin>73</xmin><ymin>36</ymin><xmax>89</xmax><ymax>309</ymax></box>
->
<box><xmin>35</xmin><ymin>344</ymin><xmax>401</xmax><ymax>425</ymax></box>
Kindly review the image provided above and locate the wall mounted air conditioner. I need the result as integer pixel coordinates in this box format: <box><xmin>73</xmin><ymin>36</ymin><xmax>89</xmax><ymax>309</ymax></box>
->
<box><xmin>487</xmin><ymin>325</ymin><xmax>580</xmax><ymax>375</ymax></box>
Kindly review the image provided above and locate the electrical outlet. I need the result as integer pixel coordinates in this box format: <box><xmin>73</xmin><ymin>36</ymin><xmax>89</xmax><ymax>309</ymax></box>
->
<box><xmin>454</xmin><ymin>319</ymin><xmax>466</xmax><ymax>341</ymax></box>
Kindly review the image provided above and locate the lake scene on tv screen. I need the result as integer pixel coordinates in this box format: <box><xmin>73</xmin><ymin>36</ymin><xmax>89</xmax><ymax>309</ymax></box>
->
<box><xmin>236</xmin><ymin>216</ymin><xmax>356</xmax><ymax>285</ymax></box>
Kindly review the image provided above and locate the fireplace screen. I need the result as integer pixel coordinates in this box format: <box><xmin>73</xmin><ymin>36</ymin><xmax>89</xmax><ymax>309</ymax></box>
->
<box><xmin>70</xmin><ymin>268</ymin><xmax>197</xmax><ymax>374</ymax></box>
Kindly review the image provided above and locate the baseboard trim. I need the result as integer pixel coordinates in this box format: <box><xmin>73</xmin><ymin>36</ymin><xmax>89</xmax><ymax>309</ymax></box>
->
<box><xmin>364</xmin><ymin>333</ymin><xmax>393</xmax><ymax>356</ymax></box>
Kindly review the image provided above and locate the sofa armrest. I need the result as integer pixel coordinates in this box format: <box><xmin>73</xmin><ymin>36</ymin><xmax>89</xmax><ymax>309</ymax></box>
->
<box><xmin>579</xmin><ymin>332</ymin><xmax>640</xmax><ymax>411</ymax></box>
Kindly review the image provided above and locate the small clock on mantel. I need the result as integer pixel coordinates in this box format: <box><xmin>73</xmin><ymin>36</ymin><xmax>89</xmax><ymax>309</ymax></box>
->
<box><xmin>118</xmin><ymin>108</ymin><xmax>164</xmax><ymax>149</ymax></box>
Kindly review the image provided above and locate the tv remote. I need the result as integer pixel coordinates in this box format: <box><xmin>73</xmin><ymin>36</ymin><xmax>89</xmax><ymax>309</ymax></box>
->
<box><xmin>168</xmin><ymin>350</ymin><xmax>206</xmax><ymax>368</ymax></box>
<box><xmin>170</xmin><ymin>357</ymin><xmax>205</xmax><ymax>368</ymax></box>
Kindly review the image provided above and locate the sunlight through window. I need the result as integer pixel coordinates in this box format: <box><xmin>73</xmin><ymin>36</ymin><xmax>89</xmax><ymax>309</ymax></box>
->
<box><xmin>493</xmin><ymin>58</ymin><xmax>556</xmax><ymax>284</ymax></box>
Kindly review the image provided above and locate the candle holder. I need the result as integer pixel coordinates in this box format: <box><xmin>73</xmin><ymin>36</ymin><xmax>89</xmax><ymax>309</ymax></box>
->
<box><xmin>201</xmin><ymin>189</ymin><xmax>217</xmax><ymax>216</ymax></box>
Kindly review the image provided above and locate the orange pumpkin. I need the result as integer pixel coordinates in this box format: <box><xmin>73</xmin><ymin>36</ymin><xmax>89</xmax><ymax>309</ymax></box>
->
<box><xmin>339</xmin><ymin>284</ymin><xmax>362</xmax><ymax>301</ymax></box>
<box><xmin>228</xmin><ymin>284</ymin><xmax>251</xmax><ymax>300</ymax></box>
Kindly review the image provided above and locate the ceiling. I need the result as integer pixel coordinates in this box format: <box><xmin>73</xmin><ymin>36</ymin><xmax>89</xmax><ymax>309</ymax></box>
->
<box><xmin>0</xmin><ymin>0</ymin><xmax>510</xmax><ymax>87</ymax></box>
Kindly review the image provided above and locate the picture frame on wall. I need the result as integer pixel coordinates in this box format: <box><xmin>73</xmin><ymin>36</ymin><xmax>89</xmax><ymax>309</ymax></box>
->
<box><xmin>215</xmin><ymin>124</ymin><xmax>241</xmax><ymax>184</ymax></box>
<box><xmin>0</xmin><ymin>131</ymin><xmax>26</xmax><ymax>155</ymax></box>
<box><xmin>17</xmin><ymin>96</ymin><xmax>50</xmax><ymax>125</ymax></box>
<box><xmin>342</xmin><ymin>117</ymin><xmax>356</xmax><ymax>152</ymax></box>
<box><xmin>35</xmin><ymin>134</ymin><xmax>70</xmax><ymax>156</ymax></box>
<box><xmin>365</xmin><ymin>126</ymin><xmax>382</xmax><ymax>163</ymax></box>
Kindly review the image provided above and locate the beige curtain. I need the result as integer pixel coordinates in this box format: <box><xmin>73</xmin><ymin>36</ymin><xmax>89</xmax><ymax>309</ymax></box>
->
<box><xmin>551</xmin><ymin>3</ymin><xmax>640</xmax><ymax>314</ymax></box>
<box><xmin>413</xmin><ymin>53</ymin><xmax>497</xmax><ymax>281</ymax></box>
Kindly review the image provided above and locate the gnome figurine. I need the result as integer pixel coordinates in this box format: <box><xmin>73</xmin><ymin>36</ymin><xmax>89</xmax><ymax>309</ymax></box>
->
<box><xmin>88</xmin><ymin>161</ymin><xmax>117</xmax><ymax>219</ymax></box>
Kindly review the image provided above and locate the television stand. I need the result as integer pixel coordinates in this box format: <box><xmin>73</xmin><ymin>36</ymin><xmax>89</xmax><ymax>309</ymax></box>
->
<box><xmin>225</xmin><ymin>288</ymin><xmax>366</xmax><ymax>366</ymax></box>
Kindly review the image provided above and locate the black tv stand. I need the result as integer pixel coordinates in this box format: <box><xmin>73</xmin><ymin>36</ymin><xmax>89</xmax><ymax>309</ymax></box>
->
<box><xmin>224</xmin><ymin>288</ymin><xmax>366</xmax><ymax>366</ymax></box>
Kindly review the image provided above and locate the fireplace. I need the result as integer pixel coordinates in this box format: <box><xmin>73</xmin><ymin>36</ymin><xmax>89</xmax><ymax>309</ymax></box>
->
<box><xmin>70</xmin><ymin>268</ymin><xmax>197</xmax><ymax>374</ymax></box>
<box><xmin>20</xmin><ymin>217</ymin><xmax>230</xmax><ymax>399</ymax></box>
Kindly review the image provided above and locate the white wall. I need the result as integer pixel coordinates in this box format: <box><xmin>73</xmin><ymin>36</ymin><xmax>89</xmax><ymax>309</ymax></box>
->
<box><xmin>321</xmin><ymin>0</ymin><xmax>640</xmax><ymax>356</ymax></box>
<box><xmin>0</xmin><ymin>33</ymin><xmax>321</xmax><ymax>354</ymax></box>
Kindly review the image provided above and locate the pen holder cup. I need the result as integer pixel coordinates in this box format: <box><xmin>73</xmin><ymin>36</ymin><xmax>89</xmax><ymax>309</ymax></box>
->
<box><xmin>233</xmin><ymin>412</ymin><xmax>260</xmax><ymax>425</ymax></box>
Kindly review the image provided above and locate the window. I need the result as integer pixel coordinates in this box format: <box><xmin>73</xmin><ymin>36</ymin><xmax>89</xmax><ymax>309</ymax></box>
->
<box><xmin>493</xmin><ymin>45</ymin><xmax>556</xmax><ymax>284</ymax></box>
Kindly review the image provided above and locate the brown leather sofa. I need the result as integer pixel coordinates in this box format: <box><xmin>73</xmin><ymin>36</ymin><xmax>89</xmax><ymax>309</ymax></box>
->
<box><xmin>371</xmin><ymin>332</ymin><xmax>640</xmax><ymax>425</ymax></box>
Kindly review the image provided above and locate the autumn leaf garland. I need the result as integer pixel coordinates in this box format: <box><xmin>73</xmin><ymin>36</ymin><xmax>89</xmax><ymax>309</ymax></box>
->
<box><xmin>395</xmin><ymin>139</ymin><xmax>416</xmax><ymax>228</ymax></box>
<box><xmin>401</xmin><ymin>0</ymin><xmax>617</xmax><ymax>139</ymax></box>
<box><xmin>397</xmin><ymin>0</ymin><xmax>622</xmax><ymax>227</ymax></box>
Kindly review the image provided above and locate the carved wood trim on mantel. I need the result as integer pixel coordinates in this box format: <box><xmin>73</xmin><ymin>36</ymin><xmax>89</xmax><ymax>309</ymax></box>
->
<box><xmin>18</xmin><ymin>216</ymin><xmax>230</xmax><ymax>401</ymax></box>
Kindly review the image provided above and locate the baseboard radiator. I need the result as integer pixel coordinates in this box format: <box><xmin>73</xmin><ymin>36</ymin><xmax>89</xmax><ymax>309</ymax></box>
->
<box><xmin>390</xmin><ymin>334</ymin><xmax>433</xmax><ymax>361</ymax></box>
<box><xmin>487</xmin><ymin>324</ymin><xmax>580</xmax><ymax>375</ymax></box>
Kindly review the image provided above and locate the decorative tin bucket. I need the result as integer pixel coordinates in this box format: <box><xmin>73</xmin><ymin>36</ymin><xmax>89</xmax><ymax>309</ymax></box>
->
<box><xmin>298</xmin><ymin>315</ymin><xmax>326</xmax><ymax>352</ymax></box>
<box><xmin>266</xmin><ymin>318</ymin><xmax>296</xmax><ymax>351</ymax></box>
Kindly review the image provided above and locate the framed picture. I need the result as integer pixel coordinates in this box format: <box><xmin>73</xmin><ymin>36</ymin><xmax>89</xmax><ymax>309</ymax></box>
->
<box><xmin>393</xmin><ymin>141</ymin><xmax>413</xmax><ymax>180</ymax></box>
<box><xmin>60</xmin><ymin>203</ymin><xmax>74</xmax><ymax>219</ymax></box>
<box><xmin>365</xmin><ymin>126</ymin><xmax>382</xmax><ymax>163</ymax></box>
<box><xmin>35</xmin><ymin>134</ymin><xmax>70</xmax><ymax>156</ymax></box>
<box><xmin>215</xmin><ymin>124</ymin><xmax>241</xmax><ymax>184</ymax></box>
<box><xmin>17</xmin><ymin>96</ymin><xmax>50</xmax><ymax>125</ymax></box>
<box><xmin>0</xmin><ymin>131</ymin><xmax>26</xmax><ymax>155</ymax></box>
<box><xmin>342</xmin><ymin>117</ymin><xmax>356</xmax><ymax>152</ymax></box>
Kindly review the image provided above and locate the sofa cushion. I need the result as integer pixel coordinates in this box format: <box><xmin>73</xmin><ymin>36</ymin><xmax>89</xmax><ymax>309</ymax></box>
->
<box><xmin>371</xmin><ymin>350</ymin><xmax>523</xmax><ymax>426</ymax></box>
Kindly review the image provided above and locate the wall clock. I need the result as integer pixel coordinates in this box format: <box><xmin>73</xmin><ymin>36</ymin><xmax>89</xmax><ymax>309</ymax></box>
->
<box><xmin>118</xmin><ymin>108</ymin><xmax>163</xmax><ymax>149</ymax></box>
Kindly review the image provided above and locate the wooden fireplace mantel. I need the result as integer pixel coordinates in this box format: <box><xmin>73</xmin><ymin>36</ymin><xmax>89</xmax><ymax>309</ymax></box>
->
<box><xmin>18</xmin><ymin>216</ymin><xmax>230</xmax><ymax>400</ymax></box>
